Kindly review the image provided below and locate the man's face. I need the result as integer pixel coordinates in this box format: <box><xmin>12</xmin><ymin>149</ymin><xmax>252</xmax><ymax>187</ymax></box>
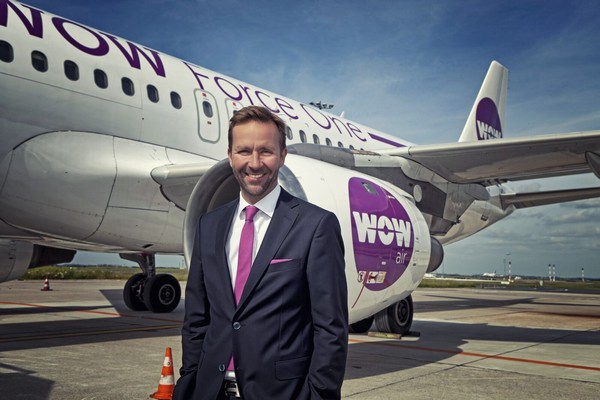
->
<box><xmin>228</xmin><ymin>120</ymin><xmax>287</xmax><ymax>204</ymax></box>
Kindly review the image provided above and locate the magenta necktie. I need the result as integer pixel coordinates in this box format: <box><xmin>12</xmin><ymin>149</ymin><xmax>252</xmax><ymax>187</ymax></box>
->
<box><xmin>234</xmin><ymin>205</ymin><xmax>259</xmax><ymax>305</ymax></box>
<box><xmin>228</xmin><ymin>206</ymin><xmax>258</xmax><ymax>373</ymax></box>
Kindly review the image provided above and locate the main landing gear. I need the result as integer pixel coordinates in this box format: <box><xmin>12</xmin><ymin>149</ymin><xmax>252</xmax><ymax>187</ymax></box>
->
<box><xmin>349</xmin><ymin>295</ymin><xmax>414</xmax><ymax>335</ymax></box>
<box><xmin>121</xmin><ymin>253</ymin><xmax>181</xmax><ymax>313</ymax></box>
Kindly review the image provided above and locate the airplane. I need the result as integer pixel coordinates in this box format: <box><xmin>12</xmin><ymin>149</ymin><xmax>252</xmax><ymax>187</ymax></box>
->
<box><xmin>482</xmin><ymin>272</ymin><xmax>498</xmax><ymax>278</ymax></box>
<box><xmin>2</xmin><ymin>0</ymin><xmax>600</xmax><ymax>334</ymax></box>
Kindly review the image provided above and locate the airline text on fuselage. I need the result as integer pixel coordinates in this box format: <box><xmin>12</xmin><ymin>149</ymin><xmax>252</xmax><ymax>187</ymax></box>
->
<box><xmin>352</xmin><ymin>211</ymin><xmax>412</xmax><ymax>247</ymax></box>
<box><xmin>0</xmin><ymin>0</ymin><xmax>395</xmax><ymax>144</ymax></box>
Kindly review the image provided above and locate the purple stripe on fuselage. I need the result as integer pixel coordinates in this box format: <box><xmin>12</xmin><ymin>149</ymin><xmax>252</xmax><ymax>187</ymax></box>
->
<box><xmin>368</xmin><ymin>133</ymin><xmax>406</xmax><ymax>148</ymax></box>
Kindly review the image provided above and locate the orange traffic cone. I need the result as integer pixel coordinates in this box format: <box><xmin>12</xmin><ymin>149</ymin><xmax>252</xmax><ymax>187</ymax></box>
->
<box><xmin>149</xmin><ymin>347</ymin><xmax>175</xmax><ymax>400</ymax></box>
<box><xmin>41</xmin><ymin>276</ymin><xmax>52</xmax><ymax>291</ymax></box>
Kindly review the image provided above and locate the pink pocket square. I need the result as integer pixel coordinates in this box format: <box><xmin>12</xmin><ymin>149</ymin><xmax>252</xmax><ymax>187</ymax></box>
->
<box><xmin>270</xmin><ymin>258</ymin><xmax>292</xmax><ymax>264</ymax></box>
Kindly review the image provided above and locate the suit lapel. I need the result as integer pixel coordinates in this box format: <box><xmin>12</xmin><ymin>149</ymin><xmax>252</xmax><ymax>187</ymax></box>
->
<box><xmin>235</xmin><ymin>190</ymin><xmax>298</xmax><ymax>312</ymax></box>
<box><xmin>215</xmin><ymin>201</ymin><xmax>238</xmax><ymax>310</ymax></box>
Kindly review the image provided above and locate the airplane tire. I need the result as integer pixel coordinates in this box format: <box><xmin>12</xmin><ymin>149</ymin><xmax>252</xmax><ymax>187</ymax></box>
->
<box><xmin>143</xmin><ymin>274</ymin><xmax>181</xmax><ymax>313</ymax></box>
<box><xmin>374</xmin><ymin>295</ymin><xmax>413</xmax><ymax>335</ymax></box>
<box><xmin>123</xmin><ymin>273</ymin><xmax>148</xmax><ymax>311</ymax></box>
<box><xmin>349</xmin><ymin>316</ymin><xmax>374</xmax><ymax>333</ymax></box>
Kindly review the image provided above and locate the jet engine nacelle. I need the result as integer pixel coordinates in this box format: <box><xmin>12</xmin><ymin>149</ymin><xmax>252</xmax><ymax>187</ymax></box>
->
<box><xmin>0</xmin><ymin>240</ymin><xmax>75</xmax><ymax>282</ymax></box>
<box><xmin>184</xmin><ymin>154</ymin><xmax>442</xmax><ymax>324</ymax></box>
<box><xmin>0</xmin><ymin>240</ymin><xmax>33</xmax><ymax>282</ymax></box>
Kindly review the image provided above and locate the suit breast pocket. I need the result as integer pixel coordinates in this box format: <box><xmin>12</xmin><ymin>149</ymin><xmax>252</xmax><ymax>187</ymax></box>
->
<box><xmin>266</xmin><ymin>258</ymin><xmax>300</xmax><ymax>273</ymax></box>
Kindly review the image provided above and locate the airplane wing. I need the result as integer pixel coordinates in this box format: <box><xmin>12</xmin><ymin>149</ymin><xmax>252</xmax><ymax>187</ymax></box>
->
<box><xmin>383</xmin><ymin>130</ymin><xmax>600</xmax><ymax>185</ymax></box>
<box><xmin>500</xmin><ymin>187</ymin><xmax>600</xmax><ymax>209</ymax></box>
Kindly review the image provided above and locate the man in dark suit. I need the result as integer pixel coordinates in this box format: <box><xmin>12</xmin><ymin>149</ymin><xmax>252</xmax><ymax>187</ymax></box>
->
<box><xmin>173</xmin><ymin>106</ymin><xmax>348</xmax><ymax>400</ymax></box>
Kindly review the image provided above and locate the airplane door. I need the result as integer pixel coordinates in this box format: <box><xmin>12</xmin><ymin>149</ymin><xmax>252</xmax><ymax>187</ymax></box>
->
<box><xmin>225</xmin><ymin>99</ymin><xmax>244</xmax><ymax>118</ymax></box>
<box><xmin>194</xmin><ymin>90</ymin><xmax>220</xmax><ymax>143</ymax></box>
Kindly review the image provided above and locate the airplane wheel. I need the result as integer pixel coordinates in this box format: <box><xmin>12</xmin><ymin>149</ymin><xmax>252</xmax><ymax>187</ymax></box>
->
<box><xmin>374</xmin><ymin>295</ymin><xmax>413</xmax><ymax>335</ymax></box>
<box><xmin>123</xmin><ymin>273</ymin><xmax>148</xmax><ymax>311</ymax></box>
<box><xmin>143</xmin><ymin>274</ymin><xmax>181</xmax><ymax>313</ymax></box>
<box><xmin>349</xmin><ymin>316</ymin><xmax>374</xmax><ymax>333</ymax></box>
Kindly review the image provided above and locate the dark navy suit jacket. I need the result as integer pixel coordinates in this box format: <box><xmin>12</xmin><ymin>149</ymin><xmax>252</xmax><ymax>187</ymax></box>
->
<box><xmin>173</xmin><ymin>189</ymin><xmax>348</xmax><ymax>400</ymax></box>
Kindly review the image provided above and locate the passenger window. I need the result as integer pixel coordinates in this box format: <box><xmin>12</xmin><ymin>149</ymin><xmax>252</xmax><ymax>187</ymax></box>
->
<box><xmin>64</xmin><ymin>60</ymin><xmax>79</xmax><ymax>81</ymax></box>
<box><xmin>170</xmin><ymin>91</ymin><xmax>182</xmax><ymax>109</ymax></box>
<box><xmin>94</xmin><ymin>69</ymin><xmax>108</xmax><ymax>88</ymax></box>
<box><xmin>31</xmin><ymin>51</ymin><xmax>48</xmax><ymax>72</ymax></box>
<box><xmin>299</xmin><ymin>130</ymin><xmax>307</xmax><ymax>143</ymax></box>
<box><xmin>147</xmin><ymin>85</ymin><xmax>159</xmax><ymax>103</ymax></box>
<box><xmin>337</xmin><ymin>141</ymin><xmax>344</xmax><ymax>148</ymax></box>
<box><xmin>349</xmin><ymin>145</ymin><xmax>355</xmax><ymax>150</ymax></box>
<box><xmin>122</xmin><ymin>77</ymin><xmax>135</xmax><ymax>96</ymax></box>
<box><xmin>202</xmin><ymin>101</ymin><xmax>213</xmax><ymax>117</ymax></box>
<box><xmin>286</xmin><ymin>126</ymin><xmax>293</xmax><ymax>140</ymax></box>
<box><xmin>0</xmin><ymin>40</ymin><xmax>13</xmax><ymax>62</ymax></box>
<box><xmin>325</xmin><ymin>138</ymin><xmax>332</xmax><ymax>146</ymax></box>
<box><xmin>312</xmin><ymin>134</ymin><xmax>320</xmax><ymax>145</ymax></box>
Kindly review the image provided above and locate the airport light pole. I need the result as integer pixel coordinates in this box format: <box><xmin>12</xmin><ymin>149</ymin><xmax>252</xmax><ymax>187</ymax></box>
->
<box><xmin>504</xmin><ymin>253</ymin><xmax>510</xmax><ymax>277</ymax></box>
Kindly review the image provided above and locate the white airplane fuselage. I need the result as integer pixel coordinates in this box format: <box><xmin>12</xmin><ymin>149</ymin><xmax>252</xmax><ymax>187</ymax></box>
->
<box><xmin>0</xmin><ymin>1</ymin><xmax>513</xmax><ymax>322</ymax></box>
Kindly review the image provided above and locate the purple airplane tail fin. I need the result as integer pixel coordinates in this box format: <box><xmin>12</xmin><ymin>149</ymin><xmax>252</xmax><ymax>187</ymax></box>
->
<box><xmin>458</xmin><ymin>61</ymin><xmax>508</xmax><ymax>142</ymax></box>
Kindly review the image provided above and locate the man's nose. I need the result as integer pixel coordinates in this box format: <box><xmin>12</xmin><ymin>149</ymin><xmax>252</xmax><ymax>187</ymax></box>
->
<box><xmin>248</xmin><ymin>151</ymin><xmax>261</xmax><ymax>168</ymax></box>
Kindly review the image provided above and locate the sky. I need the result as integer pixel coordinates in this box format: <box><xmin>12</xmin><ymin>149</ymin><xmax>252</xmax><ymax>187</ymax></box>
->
<box><xmin>17</xmin><ymin>0</ymin><xmax>600</xmax><ymax>278</ymax></box>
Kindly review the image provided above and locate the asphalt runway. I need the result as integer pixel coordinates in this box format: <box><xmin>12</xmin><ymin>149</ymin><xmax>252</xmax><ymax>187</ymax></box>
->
<box><xmin>1</xmin><ymin>279</ymin><xmax>599</xmax><ymax>399</ymax></box>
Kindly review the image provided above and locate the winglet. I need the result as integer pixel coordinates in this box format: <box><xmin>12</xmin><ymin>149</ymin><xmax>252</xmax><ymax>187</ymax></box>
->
<box><xmin>458</xmin><ymin>61</ymin><xmax>508</xmax><ymax>142</ymax></box>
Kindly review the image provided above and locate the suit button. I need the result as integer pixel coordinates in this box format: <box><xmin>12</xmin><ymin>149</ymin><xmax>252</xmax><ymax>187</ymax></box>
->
<box><xmin>233</xmin><ymin>322</ymin><xmax>241</xmax><ymax>330</ymax></box>
<box><xmin>219</xmin><ymin>364</ymin><xmax>226</xmax><ymax>372</ymax></box>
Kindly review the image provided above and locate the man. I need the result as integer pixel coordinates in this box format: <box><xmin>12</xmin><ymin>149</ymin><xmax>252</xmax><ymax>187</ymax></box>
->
<box><xmin>173</xmin><ymin>106</ymin><xmax>348</xmax><ymax>400</ymax></box>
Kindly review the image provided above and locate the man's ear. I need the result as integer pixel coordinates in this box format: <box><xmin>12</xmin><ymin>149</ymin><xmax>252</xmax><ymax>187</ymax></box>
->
<box><xmin>279</xmin><ymin>147</ymin><xmax>288</xmax><ymax>166</ymax></box>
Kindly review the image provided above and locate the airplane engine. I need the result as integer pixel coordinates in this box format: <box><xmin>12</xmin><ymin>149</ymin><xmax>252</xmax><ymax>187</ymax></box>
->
<box><xmin>184</xmin><ymin>153</ymin><xmax>443</xmax><ymax>333</ymax></box>
<box><xmin>0</xmin><ymin>240</ymin><xmax>33</xmax><ymax>283</ymax></box>
<box><xmin>0</xmin><ymin>241</ymin><xmax>75</xmax><ymax>283</ymax></box>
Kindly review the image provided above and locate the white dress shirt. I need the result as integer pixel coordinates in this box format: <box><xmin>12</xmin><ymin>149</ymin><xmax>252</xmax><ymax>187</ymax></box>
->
<box><xmin>225</xmin><ymin>185</ymin><xmax>281</xmax><ymax>289</ymax></box>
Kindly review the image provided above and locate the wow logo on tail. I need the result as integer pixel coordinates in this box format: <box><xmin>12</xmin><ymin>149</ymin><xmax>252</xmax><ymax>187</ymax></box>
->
<box><xmin>349</xmin><ymin>177</ymin><xmax>414</xmax><ymax>291</ymax></box>
<box><xmin>476</xmin><ymin>97</ymin><xmax>503</xmax><ymax>140</ymax></box>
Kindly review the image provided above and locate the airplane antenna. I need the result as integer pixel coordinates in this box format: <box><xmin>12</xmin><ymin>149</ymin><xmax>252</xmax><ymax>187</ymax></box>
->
<box><xmin>309</xmin><ymin>101</ymin><xmax>334</xmax><ymax>110</ymax></box>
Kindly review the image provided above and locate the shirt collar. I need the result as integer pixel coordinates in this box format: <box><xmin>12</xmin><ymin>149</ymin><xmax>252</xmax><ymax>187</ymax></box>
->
<box><xmin>237</xmin><ymin>185</ymin><xmax>281</xmax><ymax>218</ymax></box>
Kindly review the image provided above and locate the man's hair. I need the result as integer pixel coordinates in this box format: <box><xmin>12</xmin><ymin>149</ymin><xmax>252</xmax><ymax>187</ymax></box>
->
<box><xmin>228</xmin><ymin>106</ymin><xmax>287</xmax><ymax>151</ymax></box>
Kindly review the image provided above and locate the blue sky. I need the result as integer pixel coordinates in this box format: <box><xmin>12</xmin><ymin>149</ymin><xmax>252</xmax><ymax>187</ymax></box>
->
<box><xmin>20</xmin><ymin>0</ymin><xmax>600</xmax><ymax>278</ymax></box>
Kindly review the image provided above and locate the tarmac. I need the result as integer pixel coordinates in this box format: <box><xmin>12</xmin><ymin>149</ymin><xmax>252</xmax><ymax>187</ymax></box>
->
<box><xmin>1</xmin><ymin>279</ymin><xmax>599</xmax><ymax>399</ymax></box>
